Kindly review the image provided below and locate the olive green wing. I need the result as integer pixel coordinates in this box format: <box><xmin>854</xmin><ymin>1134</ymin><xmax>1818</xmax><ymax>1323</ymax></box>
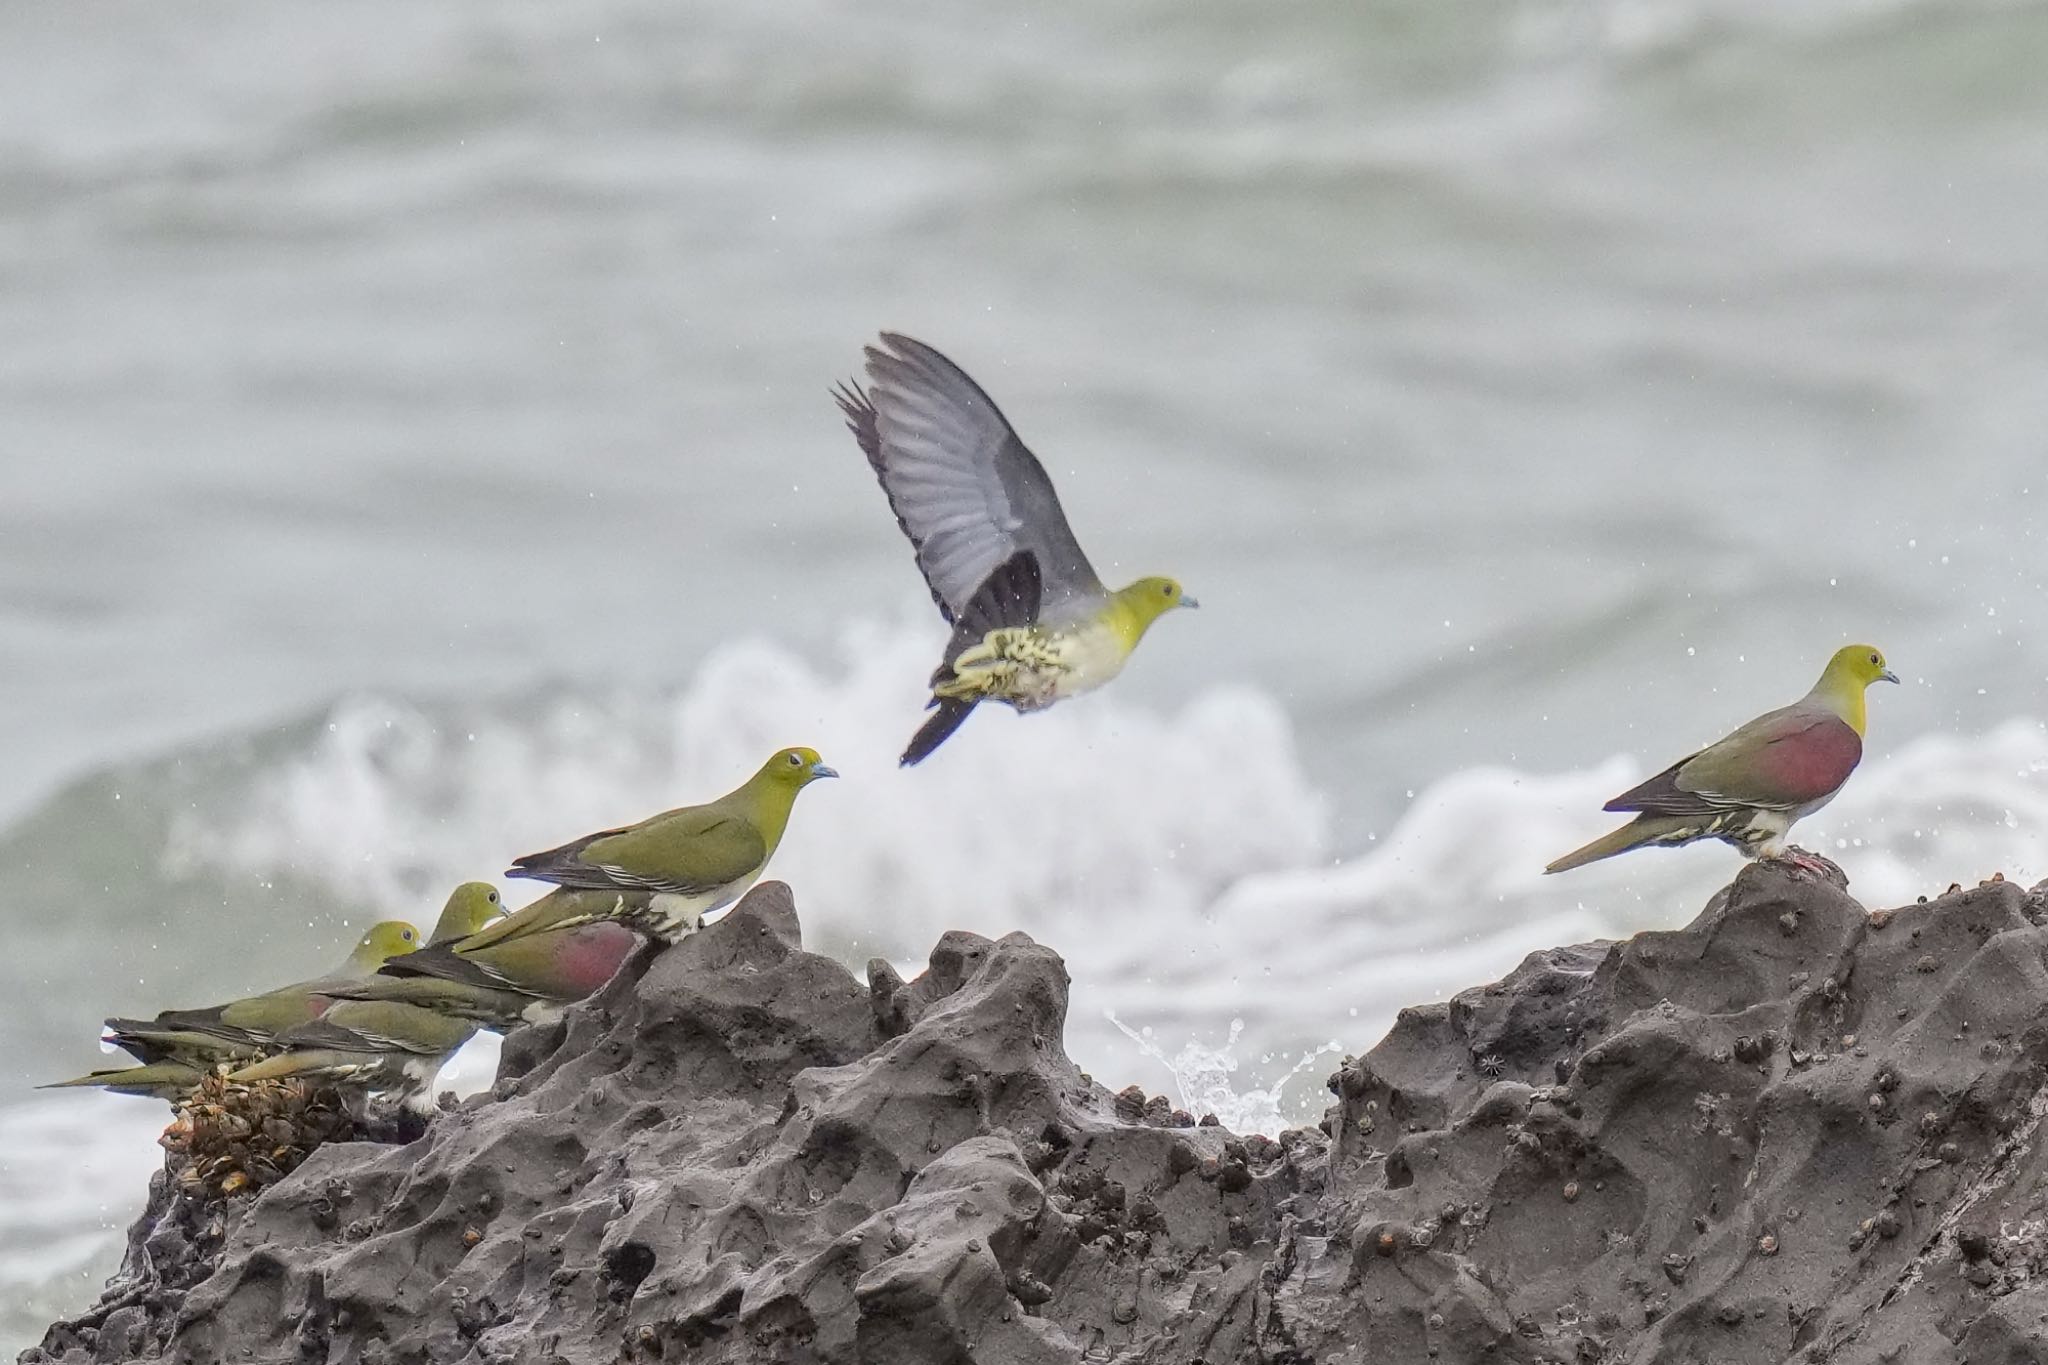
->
<box><xmin>508</xmin><ymin>807</ymin><xmax>767</xmax><ymax>896</ymax></box>
<box><xmin>276</xmin><ymin>1001</ymin><xmax>475</xmax><ymax>1057</ymax></box>
<box><xmin>444</xmin><ymin>888</ymin><xmax>644</xmax><ymax>954</ymax></box>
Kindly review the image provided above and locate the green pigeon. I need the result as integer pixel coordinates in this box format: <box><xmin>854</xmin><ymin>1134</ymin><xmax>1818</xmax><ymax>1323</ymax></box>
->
<box><xmin>312</xmin><ymin>881</ymin><xmax>552</xmax><ymax>1026</ymax></box>
<box><xmin>1546</xmin><ymin>644</ymin><xmax>1898</xmax><ymax>875</ymax></box>
<box><xmin>498</xmin><ymin>747</ymin><xmax>836</xmax><ymax>939</ymax></box>
<box><xmin>227</xmin><ymin>1000</ymin><xmax>477</xmax><ymax>1110</ymax></box>
<box><xmin>43</xmin><ymin>920</ymin><xmax>422</xmax><ymax>1097</ymax></box>
<box><xmin>833</xmin><ymin>333</ymin><xmax>1198</xmax><ymax>765</ymax></box>
<box><xmin>97</xmin><ymin>920</ymin><xmax>423</xmax><ymax>1068</ymax></box>
<box><xmin>367</xmin><ymin>903</ymin><xmax>644</xmax><ymax>1028</ymax></box>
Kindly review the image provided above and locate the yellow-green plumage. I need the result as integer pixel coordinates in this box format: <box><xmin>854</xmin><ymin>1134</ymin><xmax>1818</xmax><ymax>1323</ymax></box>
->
<box><xmin>105</xmin><ymin>921</ymin><xmax>419</xmax><ymax>1065</ymax></box>
<box><xmin>321</xmin><ymin>971</ymin><xmax>544</xmax><ymax>1029</ymax></box>
<box><xmin>43</xmin><ymin>920</ymin><xmax>423</xmax><ymax>1098</ymax></box>
<box><xmin>499</xmin><ymin>748</ymin><xmax>835</xmax><ymax>940</ymax></box>
<box><xmin>40</xmin><ymin>1060</ymin><xmax>209</xmax><ymax>1101</ymax></box>
<box><xmin>168</xmin><ymin>889</ymin><xmax>492</xmax><ymax>1038</ymax></box>
<box><xmin>228</xmin><ymin>1000</ymin><xmax>477</xmax><ymax>1111</ymax></box>
<box><xmin>445</xmin><ymin>887</ymin><xmax>652</xmax><ymax>951</ymax></box>
<box><xmin>367</xmin><ymin>905</ymin><xmax>646</xmax><ymax>1028</ymax></box>
<box><xmin>935</xmin><ymin>577</ymin><xmax>1194</xmax><ymax>706</ymax></box>
<box><xmin>426</xmin><ymin>882</ymin><xmax>505</xmax><ymax>945</ymax></box>
<box><xmin>315</xmin><ymin>882</ymin><xmax>533</xmax><ymax>1022</ymax></box>
<box><xmin>834</xmin><ymin>333</ymin><xmax>1197</xmax><ymax>765</ymax></box>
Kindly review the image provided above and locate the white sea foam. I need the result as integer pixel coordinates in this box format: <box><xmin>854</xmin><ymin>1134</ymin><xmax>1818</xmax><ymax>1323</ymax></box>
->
<box><xmin>441</xmin><ymin>1031</ymin><xmax>502</xmax><ymax>1098</ymax></box>
<box><xmin>0</xmin><ymin>1096</ymin><xmax>165</xmax><ymax>1298</ymax></box>
<box><xmin>1106</xmin><ymin>1013</ymin><xmax>1343</xmax><ymax>1136</ymax></box>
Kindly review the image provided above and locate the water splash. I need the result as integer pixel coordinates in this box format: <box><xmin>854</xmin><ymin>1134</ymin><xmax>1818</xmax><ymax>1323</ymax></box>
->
<box><xmin>1106</xmin><ymin>1011</ymin><xmax>1342</xmax><ymax>1137</ymax></box>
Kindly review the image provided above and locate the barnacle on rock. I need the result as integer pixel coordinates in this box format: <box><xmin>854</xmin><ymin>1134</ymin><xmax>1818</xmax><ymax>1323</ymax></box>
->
<box><xmin>160</xmin><ymin>1074</ymin><xmax>364</xmax><ymax>1198</ymax></box>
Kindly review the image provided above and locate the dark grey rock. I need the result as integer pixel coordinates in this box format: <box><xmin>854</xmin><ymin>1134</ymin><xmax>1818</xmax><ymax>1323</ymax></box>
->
<box><xmin>29</xmin><ymin>865</ymin><xmax>2048</xmax><ymax>1364</ymax></box>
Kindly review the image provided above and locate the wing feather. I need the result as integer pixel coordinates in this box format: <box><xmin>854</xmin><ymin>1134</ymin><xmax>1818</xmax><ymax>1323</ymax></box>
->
<box><xmin>1605</xmin><ymin>706</ymin><xmax>1862</xmax><ymax>816</ymax></box>
<box><xmin>508</xmin><ymin>810</ymin><xmax>765</xmax><ymax>896</ymax></box>
<box><xmin>837</xmin><ymin>334</ymin><xmax>1102</xmax><ymax>621</ymax></box>
<box><xmin>278</xmin><ymin>1003</ymin><xmax>471</xmax><ymax>1056</ymax></box>
<box><xmin>371</xmin><ymin>944</ymin><xmax>523</xmax><ymax>992</ymax></box>
<box><xmin>580</xmin><ymin>811</ymin><xmax>766</xmax><ymax>894</ymax></box>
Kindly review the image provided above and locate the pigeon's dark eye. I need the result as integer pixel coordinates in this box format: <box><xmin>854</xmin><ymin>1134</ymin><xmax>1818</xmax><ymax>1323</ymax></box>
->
<box><xmin>1869</xmin><ymin>652</ymin><xmax>1880</xmax><ymax>665</ymax></box>
<box><xmin>1161</xmin><ymin>584</ymin><xmax>1174</xmax><ymax>596</ymax></box>
<box><xmin>787</xmin><ymin>752</ymin><xmax>802</xmax><ymax>766</ymax></box>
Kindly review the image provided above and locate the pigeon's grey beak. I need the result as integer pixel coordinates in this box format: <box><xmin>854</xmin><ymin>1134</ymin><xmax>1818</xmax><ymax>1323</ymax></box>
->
<box><xmin>1879</xmin><ymin>669</ymin><xmax>1900</xmax><ymax>685</ymax></box>
<box><xmin>1179</xmin><ymin>594</ymin><xmax>1200</xmax><ymax>610</ymax></box>
<box><xmin>810</xmin><ymin>763</ymin><xmax>840</xmax><ymax>780</ymax></box>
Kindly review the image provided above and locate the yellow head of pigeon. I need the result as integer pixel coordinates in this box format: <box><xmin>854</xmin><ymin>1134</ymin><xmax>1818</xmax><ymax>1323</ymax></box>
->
<box><xmin>346</xmin><ymin>921</ymin><xmax>422</xmax><ymax>971</ymax></box>
<box><xmin>1106</xmin><ymin>575</ymin><xmax>1198</xmax><ymax>647</ymax></box>
<box><xmin>427</xmin><ymin>883</ymin><xmax>503</xmax><ymax>946</ymax></box>
<box><xmin>1809</xmin><ymin>644</ymin><xmax>1898</xmax><ymax>735</ymax></box>
<box><xmin>749</xmin><ymin>744</ymin><xmax>837</xmax><ymax>792</ymax></box>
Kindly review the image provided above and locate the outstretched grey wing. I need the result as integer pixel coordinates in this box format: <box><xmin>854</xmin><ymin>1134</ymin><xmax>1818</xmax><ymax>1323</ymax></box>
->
<box><xmin>841</xmin><ymin>332</ymin><xmax>1104</xmax><ymax>623</ymax></box>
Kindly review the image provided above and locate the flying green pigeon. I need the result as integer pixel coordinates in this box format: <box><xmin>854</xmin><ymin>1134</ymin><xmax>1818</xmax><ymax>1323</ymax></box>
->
<box><xmin>499</xmin><ymin>747</ymin><xmax>836</xmax><ymax>939</ymax></box>
<box><xmin>227</xmin><ymin>1000</ymin><xmax>477</xmax><ymax>1110</ymax></box>
<box><xmin>834</xmin><ymin>333</ymin><xmax>1198</xmax><ymax>765</ymax></box>
<box><xmin>367</xmin><ymin>904</ymin><xmax>643</xmax><ymax>1028</ymax></box>
<box><xmin>1546</xmin><ymin>644</ymin><xmax>1898</xmax><ymax>875</ymax></box>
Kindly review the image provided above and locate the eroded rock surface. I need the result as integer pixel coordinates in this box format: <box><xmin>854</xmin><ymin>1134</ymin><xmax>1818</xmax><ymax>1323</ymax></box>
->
<box><xmin>28</xmin><ymin>867</ymin><xmax>2048</xmax><ymax>1364</ymax></box>
<box><xmin>1304</xmin><ymin>863</ymin><xmax>2048</xmax><ymax>1365</ymax></box>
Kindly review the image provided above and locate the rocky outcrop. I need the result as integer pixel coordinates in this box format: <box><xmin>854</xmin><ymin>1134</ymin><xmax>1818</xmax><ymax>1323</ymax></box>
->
<box><xmin>1299</xmin><ymin>863</ymin><xmax>2048</xmax><ymax>1365</ymax></box>
<box><xmin>27</xmin><ymin>866</ymin><xmax>2048</xmax><ymax>1364</ymax></box>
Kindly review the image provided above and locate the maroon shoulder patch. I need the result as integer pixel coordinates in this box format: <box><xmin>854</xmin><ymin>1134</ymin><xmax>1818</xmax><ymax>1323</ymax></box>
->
<box><xmin>1750</xmin><ymin>715</ymin><xmax>1862</xmax><ymax>804</ymax></box>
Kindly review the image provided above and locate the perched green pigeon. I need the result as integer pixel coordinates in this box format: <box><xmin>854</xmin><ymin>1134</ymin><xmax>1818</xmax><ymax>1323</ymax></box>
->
<box><xmin>499</xmin><ymin>747</ymin><xmax>836</xmax><ymax>940</ymax></box>
<box><xmin>368</xmin><ymin>902</ymin><xmax>644</xmax><ymax>1028</ymax></box>
<box><xmin>833</xmin><ymin>333</ymin><xmax>1198</xmax><ymax>765</ymax></box>
<box><xmin>227</xmin><ymin>1000</ymin><xmax>477</xmax><ymax>1110</ymax></box>
<box><xmin>313</xmin><ymin>881</ymin><xmax>555</xmax><ymax>1025</ymax></box>
<box><xmin>44</xmin><ymin>920</ymin><xmax>422</xmax><ymax>1097</ymax></box>
<box><xmin>96</xmin><ymin>920</ymin><xmax>422</xmax><ymax>1068</ymax></box>
<box><xmin>1546</xmin><ymin>644</ymin><xmax>1898</xmax><ymax>875</ymax></box>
